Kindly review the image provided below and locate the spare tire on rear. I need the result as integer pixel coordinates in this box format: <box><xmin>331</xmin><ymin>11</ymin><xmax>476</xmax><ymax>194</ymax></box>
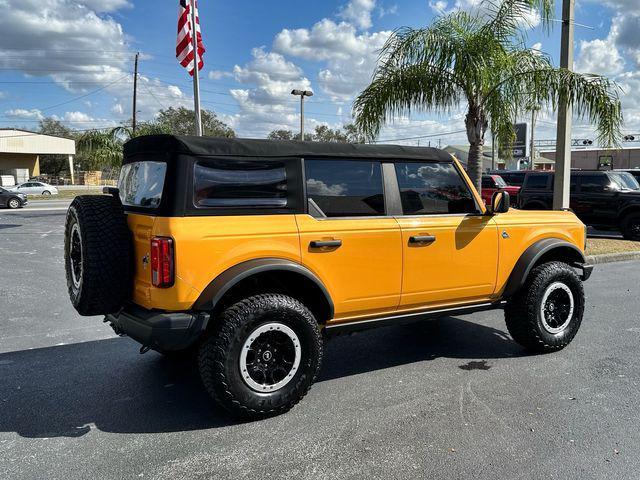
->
<box><xmin>64</xmin><ymin>195</ymin><xmax>132</xmax><ymax>316</ymax></box>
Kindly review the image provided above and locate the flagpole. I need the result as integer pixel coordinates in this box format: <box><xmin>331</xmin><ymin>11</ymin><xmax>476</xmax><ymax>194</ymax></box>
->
<box><xmin>191</xmin><ymin>0</ymin><xmax>202</xmax><ymax>136</ymax></box>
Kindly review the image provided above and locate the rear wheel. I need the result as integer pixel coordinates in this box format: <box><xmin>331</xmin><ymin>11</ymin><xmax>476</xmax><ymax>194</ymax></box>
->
<box><xmin>621</xmin><ymin>212</ymin><xmax>640</xmax><ymax>241</ymax></box>
<box><xmin>198</xmin><ymin>294</ymin><xmax>323</xmax><ymax>419</ymax></box>
<box><xmin>7</xmin><ymin>197</ymin><xmax>21</xmax><ymax>209</ymax></box>
<box><xmin>504</xmin><ymin>261</ymin><xmax>584</xmax><ymax>353</ymax></box>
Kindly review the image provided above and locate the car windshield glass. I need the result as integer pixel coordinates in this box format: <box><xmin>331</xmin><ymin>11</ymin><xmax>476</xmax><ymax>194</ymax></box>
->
<box><xmin>494</xmin><ymin>176</ymin><xmax>508</xmax><ymax>188</ymax></box>
<box><xmin>610</xmin><ymin>172</ymin><xmax>640</xmax><ymax>190</ymax></box>
<box><xmin>118</xmin><ymin>161</ymin><xmax>167</xmax><ymax>208</ymax></box>
<box><xmin>0</xmin><ymin>187</ymin><xmax>5</xmax><ymax>193</ymax></box>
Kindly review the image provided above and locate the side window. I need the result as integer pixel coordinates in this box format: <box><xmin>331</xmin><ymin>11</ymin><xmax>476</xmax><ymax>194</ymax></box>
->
<box><xmin>394</xmin><ymin>162</ymin><xmax>478</xmax><ymax>215</ymax></box>
<box><xmin>579</xmin><ymin>174</ymin><xmax>608</xmax><ymax>193</ymax></box>
<box><xmin>194</xmin><ymin>159</ymin><xmax>287</xmax><ymax>208</ymax></box>
<box><xmin>570</xmin><ymin>175</ymin><xmax>578</xmax><ymax>191</ymax></box>
<box><xmin>525</xmin><ymin>174</ymin><xmax>550</xmax><ymax>190</ymax></box>
<box><xmin>305</xmin><ymin>159</ymin><xmax>385</xmax><ymax>217</ymax></box>
<box><xmin>481</xmin><ymin>177</ymin><xmax>494</xmax><ymax>189</ymax></box>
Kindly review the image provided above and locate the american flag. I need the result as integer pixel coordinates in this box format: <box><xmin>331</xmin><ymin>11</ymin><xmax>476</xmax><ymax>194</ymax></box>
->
<box><xmin>176</xmin><ymin>0</ymin><xmax>205</xmax><ymax>76</ymax></box>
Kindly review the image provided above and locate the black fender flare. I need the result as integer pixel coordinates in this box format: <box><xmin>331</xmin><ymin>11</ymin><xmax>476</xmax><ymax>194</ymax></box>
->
<box><xmin>192</xmin><ymin>258</ymin><xmax>334</xmax><ymax>319</ymax></box>
<box><xmin>503</xmin><ymin>238</ymin><xmax>586</xmax><ymax>298</ymax></box>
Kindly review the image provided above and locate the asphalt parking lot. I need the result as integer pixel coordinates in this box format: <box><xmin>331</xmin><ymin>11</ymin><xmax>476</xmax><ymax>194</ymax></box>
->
<box><xmin>1</xmin><ymin>209</ymin><xmax>639</xmax><ymax>479</ymax></box>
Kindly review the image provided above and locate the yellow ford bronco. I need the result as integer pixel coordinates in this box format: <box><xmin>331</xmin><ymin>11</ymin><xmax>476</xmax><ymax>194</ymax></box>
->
<box><xmin>64</xmin><ymin>135</ymin><xmax>593</xmax><ymax>418</ymax></box>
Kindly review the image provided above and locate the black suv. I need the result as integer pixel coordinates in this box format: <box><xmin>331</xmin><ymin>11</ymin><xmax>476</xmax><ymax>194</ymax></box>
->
<box><xmin>518</xmin><ymin>170</ymin><xmax>640</xmax><ymax>240</ymax></box>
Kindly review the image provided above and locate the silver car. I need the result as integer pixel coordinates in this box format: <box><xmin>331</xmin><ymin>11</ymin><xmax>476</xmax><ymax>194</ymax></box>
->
<box><xmin>11</xmin><ymin>181</ymin><xmax>59</xmax><ymax>196</ymax></box>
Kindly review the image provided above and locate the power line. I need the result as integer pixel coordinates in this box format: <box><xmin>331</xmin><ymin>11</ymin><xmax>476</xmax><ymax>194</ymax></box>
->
<box><xmin>374</xmin><ymin>130</ymin><xmax>467</xmax><ymax>143</ymax></box>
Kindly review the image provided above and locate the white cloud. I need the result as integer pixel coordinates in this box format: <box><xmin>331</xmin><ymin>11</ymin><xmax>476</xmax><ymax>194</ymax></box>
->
<box><xmin>0</xmin><ymin>0</ymin><xmax>130</xmax><ymax>91</ymax></box>
<box><xmin>79</xmin><ymin>0</ymin><xmax>131</xmax><ymax>13</ymax></box>
<box><xmin>339</xmin><ymin>0</ymin><xmax>376</xmax><ymax>30</ymax></box>
<box><xmin>208</xmin><ymin>70</ymin><xmax>232</xmax><ymax>80</ymax></box>
<box><xmin>63</xmin><ymin>111</ymin><xmax>93</xmax><ymax>123</ymax></box>
<box><xmin>0</xmin><ymin>91</ymin><xmax>7</xmax><ymax>99</ymax></box>
<box><xmin>4</xmin><ymin>109</ymin><xmax>44</xmax><ymax>120</ymax></box>
<box><xmin>575</xmin><ymin>36</ymin><xmax>624</xmax><ymax>75</ymax></box>
<box><xmin>111</xmin><ymin>103</ymin><xmax>124</xmax><ymax>115</ymax></box>
<box><xmin>274</xmin><ymin>19</ymin><xmax>391</xmax><ymax>102</ymax></box>
<box><xmin>429</xmin><ymin>1</ymin><xmax>448</xmax><ymax>13</ymax></box>
<box><xmin>378</xmin><ymin>4</ymin><xmax>398</xmax><ymax>18</ymax></box>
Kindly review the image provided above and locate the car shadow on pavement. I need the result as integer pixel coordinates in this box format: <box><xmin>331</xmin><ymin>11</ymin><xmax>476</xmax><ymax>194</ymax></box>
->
<box><xmin>0</xmin><ymin>316</ymin><xmax>525</xmax><ymax>438</ymax></box>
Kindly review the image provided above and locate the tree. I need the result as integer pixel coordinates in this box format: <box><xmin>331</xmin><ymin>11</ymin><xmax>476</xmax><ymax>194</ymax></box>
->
<box><xmin>353</xmin><ymin>0</ymin><xmax>623</xmax><ymax>191</ymax></box>
<box><xmin>76</xmin><ymin>129</ymin><xmax>124</xmax><ymax>171</ymax></box>
<box><xmin>156</xmin><ymin>107</ymin><xmax>235</xmax><ymax>137</ymax></box>
<box><xmin>38</xmin><ymin>118</ymin><xmax>74</xmax><ymax>176</ymax></box>
<box><xmin>267</xmin><ymin>129</ymin><xmax>295</xmax><ymax>140</ymax></box>
<box><xmin>266</xmin><ymin>124</ymin><xmax>365</xmax><ymax>143</ymax></box>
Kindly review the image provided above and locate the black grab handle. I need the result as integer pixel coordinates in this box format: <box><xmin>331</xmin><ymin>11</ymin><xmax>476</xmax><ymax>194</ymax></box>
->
<box><xmin>409</xmin><ymin>235</ymin><xmax>436</xmax><ymax>244</ymax></box>
<box><xmin>310</xmin><ymin>239</ymin><xmax>342</xmax><ymax>248</ymax></box>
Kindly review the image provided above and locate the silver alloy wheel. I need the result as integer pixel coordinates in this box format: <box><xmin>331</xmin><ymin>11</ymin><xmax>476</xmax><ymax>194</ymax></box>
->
<box><xmin>69</xmin><ymin>222</ymin><xmax>83</xmax><ymax>289</ymax></box>
<box><xmin>8</xmin><ymin>198</ymin><xmax>20</xmax><ymax>209</ymax></box>
<box><xmin>42</xmin><ymin>191</ymin><xmax>51</xmax><ymax>196</ymax></box>
<box><xmin>540</xmin><ymin>282</ymin><xmax>574</xmax><ymax>334</ymax></box>
<box><xmin>239</xmin><ymin>322</ymin><xmax>301</xmax><ymax>393</ymax></box>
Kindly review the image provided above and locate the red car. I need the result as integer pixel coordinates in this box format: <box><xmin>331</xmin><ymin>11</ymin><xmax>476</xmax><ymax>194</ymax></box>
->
<box><xmin>481</xmin><ymin>174</ymin><xmax>520</xmax><ymax>206</ymax></box>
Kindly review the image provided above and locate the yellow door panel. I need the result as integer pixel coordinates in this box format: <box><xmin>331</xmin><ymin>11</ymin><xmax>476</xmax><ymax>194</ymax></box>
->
<box><xmin>296</xmin><ymin>214</ymin><xmax>402</xmax><ymax>319</ymax></box>
<box><xmin>396</xmin><ymin>215</ymin><xmax>499</xmax><ymax>307</ymax></box>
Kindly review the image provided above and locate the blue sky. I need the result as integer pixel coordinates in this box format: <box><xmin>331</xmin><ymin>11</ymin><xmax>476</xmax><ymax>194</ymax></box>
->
<box><xmin>0</xmin><ymin>0</ymin><xmax>638</xmax><ymax>145</ymax></box>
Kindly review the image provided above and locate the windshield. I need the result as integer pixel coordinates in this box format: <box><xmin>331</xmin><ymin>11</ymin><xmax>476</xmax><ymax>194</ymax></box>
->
<box><xmin>0</xmin><ymin>187</ymin><xmax>6</xmax><ymax>193</ymax></box>
<box><xmin>610</xmin><ymin>172</ymin><xmax>640</xmax><ymax>191</ymax></box>
<box><xmin>118</xmin><ymin>161</ymin><xmax>167</xmax><ymax>208</ymax></box>
<box><xmin>493</xmin><ymin>176</ymin><xmax>508</xmax><ymax>188</ymax></box>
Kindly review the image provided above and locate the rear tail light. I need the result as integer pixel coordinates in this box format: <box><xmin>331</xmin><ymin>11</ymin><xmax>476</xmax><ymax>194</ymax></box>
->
<box><xmin>150</xmin><ymin>237</ymin><xmax>174</xmax><ymax>288</ymax></box>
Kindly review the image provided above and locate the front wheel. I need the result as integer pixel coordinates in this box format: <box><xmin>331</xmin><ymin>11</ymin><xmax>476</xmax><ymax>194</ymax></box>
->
<box><xmin>621</xmin><ymin>212</ymin><xmax>640</xmax><ymax>241</ymax></box>
<box><xmin>7</xmin><ymin>197</ymin><xmax>21</xmax><ymax>209</ymax></box>
<box><xmin>504</xmin><ymin>261</ymin><xmax>585</xmax><ymax>353</ymax></box>
<box><xmin>42</xmin><ymin>190</ymin><xmax>51</xmax><ymax>196</ymax></box>
<box><xmin>198</xmin><ymin>294</ymin><xmax>323</xmax><ymax>419</ymax></box>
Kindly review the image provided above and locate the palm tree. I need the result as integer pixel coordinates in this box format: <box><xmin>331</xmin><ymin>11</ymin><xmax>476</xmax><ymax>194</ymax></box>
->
<box><xmin>353</xmin><ymin>0</ymin><xmax>623</xmax><ymax>191</ymax></box>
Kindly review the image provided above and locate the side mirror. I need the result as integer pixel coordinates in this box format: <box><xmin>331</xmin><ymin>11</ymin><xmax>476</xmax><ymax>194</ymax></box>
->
<box><xmin>490</xmin><ymin>190</ymin><xmax>510</xmax><ymax>214</ymax></box>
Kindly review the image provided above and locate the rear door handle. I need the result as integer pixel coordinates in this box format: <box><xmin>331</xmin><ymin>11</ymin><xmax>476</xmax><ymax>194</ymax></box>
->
<box><xmin>409</xmin><ymin>235</ymin><xmax>436</xmax><ymax>244</ymax></box>
<box><xmin>310</xmin><ymin>239</ymin><xmax>342</xmax><ymax>248</ymax></box>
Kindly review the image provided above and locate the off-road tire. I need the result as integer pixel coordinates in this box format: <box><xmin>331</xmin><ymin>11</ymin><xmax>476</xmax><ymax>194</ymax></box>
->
<box><xmin>64</xmin><ymin>195</ymin><xmax>132</xmax><ymax>316</ymax></box>
<box><xmin>198</xmin><ymin>294</ymin><xmax>323</xmax><ymax>419</ymax></box>
<box><xmin>7</xmin><ymin>197</ymin><xmax>21</xmax><ymax>209</ymax></box>
<box><xmin>504</xmin><ymin>261</ymin><xmax>584</xmax><ymax>353</ymax></box>
<box><xmin>621</xmin><ymin>212</ymin><xmax>640</xmax><ymax>241</ymax></box>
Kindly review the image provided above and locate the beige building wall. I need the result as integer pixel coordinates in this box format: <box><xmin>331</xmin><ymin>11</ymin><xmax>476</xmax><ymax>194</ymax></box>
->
<box><xmin>540</xmin><ymin>148</ymin><xmax>640</xmax><ymax>170</ymax></box>
<box><xmin>0</xmin><ymin>153</ymin><xmax>40</xmax><ymax>177</ymax></box>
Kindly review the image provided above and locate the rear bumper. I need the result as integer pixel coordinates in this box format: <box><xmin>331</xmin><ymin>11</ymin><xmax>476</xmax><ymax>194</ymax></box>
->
<box><xmin>105</xmin><ymin>305</ymin><xmax>209</xmax><ymax>352</ymax></box>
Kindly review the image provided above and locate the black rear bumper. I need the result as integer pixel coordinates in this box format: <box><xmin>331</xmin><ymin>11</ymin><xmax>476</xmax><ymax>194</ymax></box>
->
<box><xmin>105</xmin><ymin>305</ymin><xmax>209</xmax><ymax>352</ymax></box>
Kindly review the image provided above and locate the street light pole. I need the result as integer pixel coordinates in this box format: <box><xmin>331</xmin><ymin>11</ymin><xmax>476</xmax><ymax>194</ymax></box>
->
<box><xmin>553</xmin><ymin>0</ymin><xmax>575</xmax><ymax>209</ymax></box>
<box><xmin>291</xmin><ymin>89</ymin><xmax>313</xmax><ymax>140</ymax></box>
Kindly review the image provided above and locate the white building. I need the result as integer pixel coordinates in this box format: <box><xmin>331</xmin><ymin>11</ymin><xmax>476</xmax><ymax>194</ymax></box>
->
<box><xmin>0</xmin><ymin>129</ymin><xmax>76</xmax><ymax>183</ymax></box>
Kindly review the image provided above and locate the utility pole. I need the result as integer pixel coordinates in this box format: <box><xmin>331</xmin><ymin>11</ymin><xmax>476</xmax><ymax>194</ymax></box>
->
<box><xmin>553</xmin><ymin>0</ymin><xmax>575</xmax><ymax>210</ymax></box>
<box><xmin>132</xmin><ymin>52</ymin><xmax>139</xmax><ymax>133</ymax></box>
<box><xmin>291</xmin><ymin>89</ymin><xmax>313</xmax><ymax>139</ymax></box>
<box><xmin>529</xmin><ymin>106</ymin><xmax>540</xmax><ymax>170</ymax></box>
<box><xmin>491</xmin><ymin>132</ymin><xmax>496</xmax><ymax>170</ymax></box>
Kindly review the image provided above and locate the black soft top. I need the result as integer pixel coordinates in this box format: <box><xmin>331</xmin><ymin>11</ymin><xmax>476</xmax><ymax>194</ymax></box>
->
<box><xmin>123</xmin><ymin>134</ymin><xmax>453</xmax><ymax>163</ymax></box>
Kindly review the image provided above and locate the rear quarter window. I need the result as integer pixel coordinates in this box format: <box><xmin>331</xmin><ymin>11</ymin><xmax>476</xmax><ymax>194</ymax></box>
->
<box><xmin>193</xmin><ymin>159</ymin><xmax>287</xmax><ymax>208</ymax></box>
<box><xmin>119</xmin><ymin>161</ymin><xmax>167</xmax><ymax>208</ymax></box>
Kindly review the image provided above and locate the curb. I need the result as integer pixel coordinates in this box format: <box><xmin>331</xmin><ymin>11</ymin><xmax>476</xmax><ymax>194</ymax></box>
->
<box><xmin>586</xmin><ymin>251</ymin><xmax>640</xmax><ymax>265</ymax></box>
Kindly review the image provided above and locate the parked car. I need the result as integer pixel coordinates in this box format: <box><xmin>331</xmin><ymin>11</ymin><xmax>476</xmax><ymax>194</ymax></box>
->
<box><xmin>10</xmin><ymin>181</ymin><xmax>59</xmax><ymax>196</ymax></box>
<box><xmin>488</xmin><ymin>170</ymin><xmax>534</xmax><ymax>187</ymax></box>
<box><xmin>518</xmin><ymin>170</ymin><xmax>640</xmax><ymax>239</ymax></box>
<box><xmin>0</xmin><ymin>186</ymin><xmax>28</xmax><ymax>209</ymax></box>
<box><xmin>481</xmin><ymin>174</ymin><xmax>520</xmax><ymax>206</ymax></box>
<box><xmin>614</xmin><ymin>169</ymin><xmax>640</xmax><ymax>184</ymax></box>
<box><xmin>64</xmin><ymin>136</ymin><xmax>592</xmax><ymax>419</ymax></box>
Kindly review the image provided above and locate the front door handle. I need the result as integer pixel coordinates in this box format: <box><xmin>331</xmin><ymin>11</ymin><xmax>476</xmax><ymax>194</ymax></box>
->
<box><xmin>409</xmin><ymin>235</ymin><xmax>436</xmax><ymax>244</ymax></box>
<box><xmin>310</xmin><ymin>239</ymin><xmax>342</xmax><ymax>248</ymax></box>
